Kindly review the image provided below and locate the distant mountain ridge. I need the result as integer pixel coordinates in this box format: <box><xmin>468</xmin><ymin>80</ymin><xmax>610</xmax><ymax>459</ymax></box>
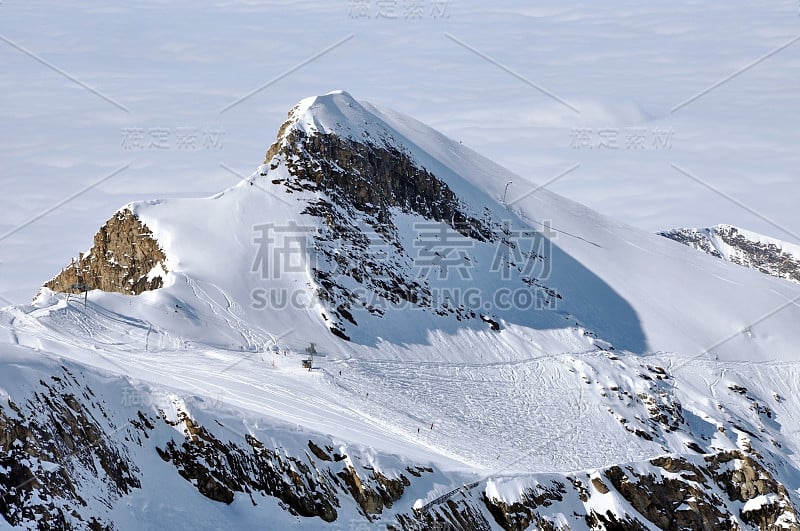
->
<box><xmin>659</xmin><ymin>224</ymin><xmax>800</xmax><ymax>284</ymax></box>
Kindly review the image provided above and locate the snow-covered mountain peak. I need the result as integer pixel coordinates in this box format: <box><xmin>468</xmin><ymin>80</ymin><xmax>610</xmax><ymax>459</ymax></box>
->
<box><xmin>39</xmin><ymin>92</ymin><xmax>800</xmax><ymax>359</ymax></box>
<box><xmin>287</xmin><ymin>89</ymin><xmax>366</xmax><ymax>134</ymax></box>
<box><xmin>266</xmin><ymin>90</ymin><xmax>403</xmax><ymax>163</ymax></box>
<box><xmin>260</xmin><ymin>91</ymin><xmax>552</xmax><ymax>343</ymax></box>
<box><xmin>6</xmin><ymin>91</ymin><xmax>800</xmax><ymax>529</ymax></box>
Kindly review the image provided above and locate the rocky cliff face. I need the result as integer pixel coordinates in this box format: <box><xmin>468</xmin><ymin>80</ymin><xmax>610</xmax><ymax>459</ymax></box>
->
<box><xmin>44</xmin><ymin>209</ymin><xmax>167</xmax><ymax>296</ymax></box>
<box><xmin>268</xmin><ymin>126</ymin><xmax>497</xmax><ymax>341</ymax></box>
<box><xmin>396</xmin><ymin>452</ymin><xmax>799</xmax><ymax>531</ymax></box>
<box><xmin>0</xmin><ymin>369</ymin><xmax>140</xmax><ymax>530</ymax></box>
<box><xmin>0</xmin><ymin>366</ymin><xmax>433</xmax><ymax>530</ymax></box>
<box><xmin>265</xmin><ymin>119</ymin><xmax>559</xmax><ymax>340</ymax></box>
<box><xmin>4</xmin><ymin>363</ymin><xmax>798</xmax><ymax>531</ymax></box>
<box><xmin>660</xmin><ymin>225</ymin><xmax>800</xmax><ymax>284</ymax></box>
<box><xmin>153</xmin><ymin>409</ymin><xmax>420</xmax><ymax>522</ymax></box>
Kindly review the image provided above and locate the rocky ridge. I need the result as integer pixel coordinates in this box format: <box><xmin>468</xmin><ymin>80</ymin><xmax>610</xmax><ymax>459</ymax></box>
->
<box><xmin>660</xmin><ymin>225</ymin><xmax>800</xmax><ymax>284</ymax></box>
<box><xmin>262</xmin><ymin>104</ymin><xmax>560</xmax><ymax>340</ymax></box>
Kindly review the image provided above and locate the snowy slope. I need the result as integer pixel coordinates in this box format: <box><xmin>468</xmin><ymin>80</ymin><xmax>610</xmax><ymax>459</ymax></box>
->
<box><xmin>123</xmin><ymin>91</ymin><xmax>800</xmax><ymax>361</ymax></box>
<box><xmin>2</xmin><ymin>91</ymin><xmax>800</xmax><ymax>529</ymax></box>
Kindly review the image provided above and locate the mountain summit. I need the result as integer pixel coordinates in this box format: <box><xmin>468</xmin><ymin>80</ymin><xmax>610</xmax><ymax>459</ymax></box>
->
<box><xmin>43</xmin><ymin>90</ymin><xmax>800</xmax><ymax>360</ymax></box>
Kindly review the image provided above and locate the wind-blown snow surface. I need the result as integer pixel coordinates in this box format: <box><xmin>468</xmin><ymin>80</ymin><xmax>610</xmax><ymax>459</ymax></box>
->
<box><xmin>3</xmin><ymin>92</ymin><xmax>800</xmax><ymax>528</ymax></box>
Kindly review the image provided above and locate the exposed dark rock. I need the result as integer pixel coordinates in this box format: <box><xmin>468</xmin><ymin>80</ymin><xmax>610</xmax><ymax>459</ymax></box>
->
<box><xmin>481</xmin><ymin>481</ymin><xmax>567</xmax><ymax>530</ymax></box>
<box><xmin>396</xmin><ymin>450</ymin><xmax>800</xmax><ymax>531</ymax></box>
<box><xmin>271</xmin><ymin>129</ymin><xmax>497</xmax><ymax>335</ymax></box>
<box><xmin>591</xmin><ymin>476</ymin><xmax>610</xmax><ymax>494</ymax></box>
<box><xmin>660</xmin><ymin>227</ymin><xmax>724</xmax><ymax>258</ymax></box>
<box><xmin>400</xmin><ymin>496</ymin><xmax>492</xmax><ymax>531</ymax></box>
<box><xmin>660</xmin><ymin>225</ymin><xmax>800</xmax><ymax>284</ymax></box>
<box><xmin>480</xmin><ymin>314</ymin><xmax>501</xmax><ymax>331</ymax></box>
<box><xmin>584</xmin><ymin>510</ymin><xmax>649</xmax><ymax>531</ymax></box>
<box><xmin>148</xmin><ymin>409</ymin><xmax>421</xmax><ymax>524</ymax></box>
<box><xmin>264</xmin><ymin>124</ymin><xmax>559</xmax><ymax>339</ymax></box>
<box><xmin>0</xmin><ymin>369</ymin><xmax>139</xmax><ymax>530</ymax></box>
<box><xmin>337</xmin><ymin>465</ymin><xmax>410</xmax><ymax>517</ymax></box>
<box><xmin>604</xmin><ymin>464</ymin><xmax>729</xmax><ymax>530</ymax></box>
<box><xmin>154</xmin><ymin>411</ymin><xmax>338</xmax><ymax>520</ymax></box>
<box><xmin>44</xmin><ymin>209</ymin><xmax>167</xmax><ymax>296</ymax></box>
<box><xmin>307</xmin><ymin>440</ymin><xmax>332</xmax><ymax>461</ymax></box>
<box><xmin>599</xmin><ymin>451</ymin><xmax>799</xmax><ymax>531</ymax></box>
<box><xmin>269</xmin><ymin>129</ymin><xmax>494</xmax><ymax>242</ymax></box>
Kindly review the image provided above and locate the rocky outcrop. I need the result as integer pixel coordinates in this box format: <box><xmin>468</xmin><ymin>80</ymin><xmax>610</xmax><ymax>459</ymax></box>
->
<box><xmin>599</xmin><ymin>451</ymin><xmax>798</xmax><ymax>531</ymax></box>
<box><xmin>604</xmin><ymin>461</ymin><xmax>728</xmax><ymax>530</ymax></box>
<box><xmin>396</xmin><ymin>452</ymin><xmax>800</xmax><ymax>531</ymax></box>
<box><xmin>660</xmin><ymin>227</ymin><xmax>724</xmax><ymax>259</ymax></box>
<box><xmin>396</xmin><ymin>496</ymin><xmax>494</xmax><ymax>531</ymax></box>
<box><xmin>147</xmin><ymin>409</ymin><xmax>420</xmax><ymax>524</ymax></box>
<box><xmin>44</xmin><ymin>208</ymin><xmax>167</xmax><ymax>296</ymax></box>
<box><xmin>154</xmin><ymin>410</ymin><xmax>340</xmax><ymax>521</ymax></box>
<box><xmin>0</xmin><ymin>369</ymin><xmax>140</xmax><ymax>530</ymax></box>
<box><xmin>268</xmin><ymin>129</ymin><xmax>498</xmax><ymax>338</ymax></box>
<box><xmin>263</xmin><ymin>121</ymin><xmax>559</xmax><ymax>339</ymax></box>
<box><xmin>660</xmin><ymin>225</ymin><xmax>800</xmax><ymax>284</ymax></box>
<box><xmin>481</xmin><ymin>482</ymin><xmax>570</xmax><ymax>531</ymax></box>
<box><xmin>270</xmin><ymin>130</ymin><xmax>494</xmax><ymax>242</ymax></box>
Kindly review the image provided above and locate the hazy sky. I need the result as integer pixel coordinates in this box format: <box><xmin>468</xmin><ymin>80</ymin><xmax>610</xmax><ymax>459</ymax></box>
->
<box><xmin>1</xmin><ymin>0</ymin><xmax>798</xmax><ymax>302</ymax></box>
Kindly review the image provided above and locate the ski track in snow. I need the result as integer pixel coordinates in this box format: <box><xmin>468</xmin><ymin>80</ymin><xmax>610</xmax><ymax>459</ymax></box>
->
<box><xmin>11</xmin><ymin>292</ymin><xmax>783</xmax><ymax>475</ymax></box>
<box><xmin>10</xmin><ymin>285</ymin><xmax>800</xmax><ymax>478</ymax></box>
